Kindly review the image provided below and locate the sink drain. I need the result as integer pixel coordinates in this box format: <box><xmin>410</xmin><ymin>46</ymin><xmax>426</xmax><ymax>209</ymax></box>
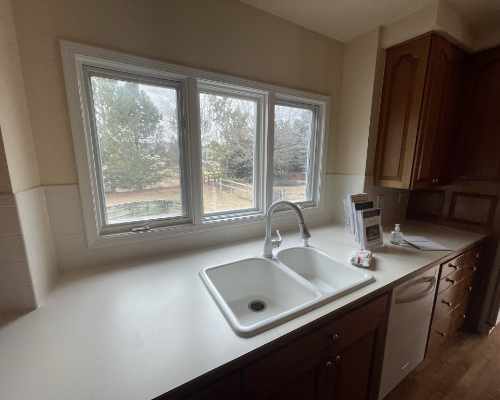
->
<box><xmin>248</xmin><ymin>300</ymin><xmax>266</xmax><ymax>312</ymax></box>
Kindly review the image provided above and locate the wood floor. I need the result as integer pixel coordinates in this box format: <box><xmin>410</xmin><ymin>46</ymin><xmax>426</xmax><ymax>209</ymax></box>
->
<box><xmin>385</xmin><ymin>328</ymin><xmax>500</xmax><ymax>400</ymax></box>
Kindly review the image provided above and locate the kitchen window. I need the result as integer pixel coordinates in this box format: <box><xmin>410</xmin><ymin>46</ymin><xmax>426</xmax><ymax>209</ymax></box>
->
<box><xmin>61</xmin><ymin>41</ymin><xmax>328</xmax><ymax>246</ymax></box>
<box><xmin>272</xmin><ymin>101</ymin><xmax>319</xmax><ymax>204</ymax></box>
<box><xmin>199</xmin><ymin>84</ymin><xmax>264</xmax><ymax>217</ymax></box>
<box><xmin>84</xmin><ymin>69</ymin><xmax>191</xmax><ymax>234</ymax></box>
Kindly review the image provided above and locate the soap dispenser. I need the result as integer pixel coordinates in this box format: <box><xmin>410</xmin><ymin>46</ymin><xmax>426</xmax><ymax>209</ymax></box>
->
<box><xmin>390</xmin><ymin>224</ymin><xmax>404</xmax><ymax>245</ymax></box>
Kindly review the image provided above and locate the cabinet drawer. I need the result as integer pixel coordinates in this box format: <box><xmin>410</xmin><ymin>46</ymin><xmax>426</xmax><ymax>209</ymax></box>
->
<box><xmin>427</xmin><ymin>329</ymin><xmax>448</xmax><ymax>358</ymax></box>
<box><xmin>440</xmin><ymin>249</ymin><xmax>478</xmax><ymax>279</ymax></box>
<box><xmin>434</xmin><ymin>278</ymin><xmax>473</xmax><ymax>317</ymax></box>
<box><xmin>438</xmin><ymin>266</ymin><xmax>476</xmax><ymax>293</ymax></box>
<box><xmin>243</xmin><ymin>295</ymin><xmax>388</xmax><ymax>394</ymax></box>
<box><xmin>432</xmin><ymin>301</ymin><xmax>467</xmax><ymax>335</ymax></box>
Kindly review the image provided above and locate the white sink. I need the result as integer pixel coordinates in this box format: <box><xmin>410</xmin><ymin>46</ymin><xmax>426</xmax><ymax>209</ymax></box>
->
<box><xmin>201</xmin><ymin>247</ymin><xmax>375</xmax><ymax>337</ymax></box>
<box><xmin>200</xmin><ymin>258</ymin><xmax>321</xmax><ymax>336</ymax></box>
<box><xmin>277</xmin><ymin>246</ymin><xmax>375</xmax><ymax>298</ymax></box>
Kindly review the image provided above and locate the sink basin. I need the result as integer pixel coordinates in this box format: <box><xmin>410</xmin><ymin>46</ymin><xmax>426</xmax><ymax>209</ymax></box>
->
<box><xmin>277</xmin><ymin>246</ymin><xmax>375</xmax><ymax>298</ymax></box>
<box><xmin>200</xmin><ymin>258</ymin><xmax>321</xmax><ymax>336</ymax></box>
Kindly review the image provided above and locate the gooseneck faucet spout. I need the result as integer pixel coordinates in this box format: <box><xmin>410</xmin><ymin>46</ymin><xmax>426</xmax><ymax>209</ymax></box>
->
<box><xmin>263</xmin><ymin>200</ymin><xmax>311</xmax><ymax>258</ymax></box>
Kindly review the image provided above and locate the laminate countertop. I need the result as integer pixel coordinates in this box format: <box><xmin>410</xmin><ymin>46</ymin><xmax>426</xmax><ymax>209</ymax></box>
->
<box><xmin>0</xmin><ymin>222</ymin><xmax>485</xmax><ymax>400</ymax></box>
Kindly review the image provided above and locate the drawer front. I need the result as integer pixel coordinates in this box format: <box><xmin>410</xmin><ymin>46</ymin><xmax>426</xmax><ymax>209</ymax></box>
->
<box><xmin>243</xmin><ymin>295</ymin><xmax>388</xmax><ymax>393</ymax></box>
<box><xmin>440</xmin><ymin>248</ymin><xmax>479</xmax><ymax>280</ymax></box>
<box><xmin>434</xmin><ymin>278</ymin><xmax>473</xmax><ymax>318</ymax></box>
<box><xmin>427</xmin><ymin>327</ymin><xmax>455</xmax><ymax>359</ymax></box>
<box><xmin>438</xmin><ymin>266</ymin><xmax>476</xmax><ymax>293</ymax></box>
<box><xmin>432</xmin><ymin>301</ymin><xmax>467</xmax><ymax>336</ymax></box>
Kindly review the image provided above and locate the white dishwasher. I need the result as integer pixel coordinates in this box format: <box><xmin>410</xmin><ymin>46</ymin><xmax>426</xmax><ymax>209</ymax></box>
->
<box><xmin>379</xmin><ymin>265</ymin><xmax>439</xmax><ymax>399</ymax></box>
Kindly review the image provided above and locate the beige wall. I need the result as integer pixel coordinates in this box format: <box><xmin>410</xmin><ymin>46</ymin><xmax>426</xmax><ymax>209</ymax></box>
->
<box><xmin>329</xmin><ymin>29</ymin><xmax>379</xmax><ymax>175</ymax></box>
<box><xmin>0</xmin><ymin>133</ymin><xmax>12</xmax><ymax>193</ymax></box>
<box><xmin>381</xmin><ymin>0</ymin><xmax>475</xmax><ymax>50</ymax></box>
<box><xmin>435</xmin><ymin>0</ymin><xmax>474</xmax><ymax>49</ymax></box>
<box><xmin>0</xmin><ymin>0</ymin><xmax>40</xmax><ymax>193</ymax></box>
<box><xmin>11</xmin><ymin>0</ymin><xmax>343</xmax><ymax>186</ymax></box>
<box><xmin>327</xmin><ymin>30</ymin><xmax>380</xmax><ymax>222</ymax></box>
<box><xmin>381</xmin><ymin>2</ymin><xmax>438</xmax><ymax>48</ymax></box>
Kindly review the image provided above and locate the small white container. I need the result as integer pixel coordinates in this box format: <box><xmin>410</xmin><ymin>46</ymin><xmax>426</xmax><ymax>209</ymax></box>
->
<box><xmin>390</xmin><ymin>224</ymin><xmax>404</xmax><ymax>245</ymax></box>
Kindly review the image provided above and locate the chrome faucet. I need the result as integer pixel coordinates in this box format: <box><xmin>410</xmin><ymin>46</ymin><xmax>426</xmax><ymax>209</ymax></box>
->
<box><xmin>263</xmin><ymin>200</ymin><xmax>311</xmax><ymax>258</ymax></box>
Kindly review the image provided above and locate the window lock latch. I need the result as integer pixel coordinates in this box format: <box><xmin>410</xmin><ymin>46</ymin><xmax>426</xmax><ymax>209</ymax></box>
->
<box><xmin>131</xmin><ymin>224</ymin><xmax>153</xmax><ymax>233</ymax></box>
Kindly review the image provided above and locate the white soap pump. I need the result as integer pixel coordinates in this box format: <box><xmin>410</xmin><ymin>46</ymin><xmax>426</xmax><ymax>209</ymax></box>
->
<box><xmin>390</xmin><ymin>224</ymin><xmax>404</xmax><ymax>245</ymax></box>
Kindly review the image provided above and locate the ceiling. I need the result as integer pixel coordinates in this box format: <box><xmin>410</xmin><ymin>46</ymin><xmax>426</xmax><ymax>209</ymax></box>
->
<box><xmin>240</xmin><ymin>0</ymin><xmax>500</xmax><ymax>42</ymax></box>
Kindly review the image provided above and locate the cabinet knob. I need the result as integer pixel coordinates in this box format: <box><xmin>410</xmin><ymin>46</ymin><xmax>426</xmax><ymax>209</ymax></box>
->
<box><xmin>326</xmin><ymin>360</ymin><xmax>333</xmax><ymax>368</ymax></box>
<box><xmin>335</xmin><ymin>355</ymin><xmax>342</xmax><ymax>363</ymax></box>
<box><xmin>436</xmin><ymin>330</ymin><xmax>447</xmax><ymax>337</ymax></box>
<box><xmin>468</xmin><ymin>286</ymin><xmax>473</xmax><ymax>292</ymax></box>
<box><xmin>331</xmin><ymin>333</ymin><xmax>341</xmax><ymax>342</ymax></box>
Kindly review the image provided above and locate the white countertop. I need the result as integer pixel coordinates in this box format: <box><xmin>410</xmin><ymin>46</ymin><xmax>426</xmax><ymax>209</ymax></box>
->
<box><xmin>0</xmin><ymin>222</ymin><xmax>485</xmax><ymax>400</ymax></box>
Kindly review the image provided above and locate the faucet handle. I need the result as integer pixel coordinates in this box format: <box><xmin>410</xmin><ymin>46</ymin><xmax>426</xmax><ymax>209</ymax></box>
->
<box><xmin>272</xmin><ymin>229</ymin><xmax>282</xmax><ymax>249</ymax></box>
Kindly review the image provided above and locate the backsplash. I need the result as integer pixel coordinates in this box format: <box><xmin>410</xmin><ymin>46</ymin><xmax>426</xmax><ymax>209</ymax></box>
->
<box><xmin>364</xmin><ymin>176</ymin><xmax>409</xmax><ymax>228</ymax></box>
<box><xmin>44</xmin><ymin>177</ymin><xmax>338</xmax><ymax>271</ymax></box>
<box><xmin>0</xmin><ymin>194</ymin><xmax>36</xmax><ymax>312</ymax></box>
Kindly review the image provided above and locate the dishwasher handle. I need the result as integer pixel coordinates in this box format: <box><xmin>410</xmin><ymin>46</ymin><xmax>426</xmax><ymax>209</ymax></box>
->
<box><xmin>395</xmin><ymin>276</ymin><xmax>437</xmax><ymax>304</ymax></box>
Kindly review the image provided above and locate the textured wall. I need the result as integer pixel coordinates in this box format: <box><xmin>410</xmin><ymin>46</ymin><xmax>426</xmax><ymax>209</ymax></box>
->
<box><xmin>11</xmin><ymin>0</ymin><xmax>343</xmax><ymax>185</ymax></box>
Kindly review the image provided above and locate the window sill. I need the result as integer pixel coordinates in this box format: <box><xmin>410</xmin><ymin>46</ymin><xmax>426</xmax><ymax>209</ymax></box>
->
<box><xmin>86</xmin><ymin>203</ymin><xmax>321</xmax><ymax>249</ymax></box>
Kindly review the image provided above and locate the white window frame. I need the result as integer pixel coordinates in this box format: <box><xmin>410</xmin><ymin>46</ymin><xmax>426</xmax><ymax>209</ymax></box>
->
<box><xmin>272</xmin><ymin>96</ymin><xmax>322</xmax><ymax>207</ymax></box>
<box><xmin>61</xmin><ymin>41</ymin><xmax>329</xmax><ymax>248</ymax></box>
<box><xmin>81</xmin><ymin>66</ymin><xmax>193</xmax><ymax>234</ymax></box>
<box><xmin>198</xmin><ymin>80</ymin><xmax>266</xmax><ymax>220</ymax></box>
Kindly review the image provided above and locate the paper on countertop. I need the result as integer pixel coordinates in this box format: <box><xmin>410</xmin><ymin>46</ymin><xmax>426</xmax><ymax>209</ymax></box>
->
<box><xmin>403</xmin><ymin>235</ymin><xmax>451</xmax><ymax>251</ymax></box>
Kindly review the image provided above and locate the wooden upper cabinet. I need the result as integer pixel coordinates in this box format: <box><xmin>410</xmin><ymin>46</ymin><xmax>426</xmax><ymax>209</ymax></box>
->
<box><xmin>413</xmin><ymin>36</ymin><xmax>465</xmax><ymax>187</ymax></box>
<box><xmin>374</xmin><ymin>33</ymin><xmax>465</xmax><ymax>189</ymax></box>
<box><xmin>457</xmin><ymin>46</ymin><xmax>500</xmax><ymax>181</ymax></box>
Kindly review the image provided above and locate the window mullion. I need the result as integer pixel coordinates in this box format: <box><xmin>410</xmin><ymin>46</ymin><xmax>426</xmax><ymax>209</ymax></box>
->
<box><xmin>264</xmin><ymin>93</ymin><xmax>276</xmax><ymax>211</ymax></box>
<box><xmin>306</xmin><ymin>106</ymin><xmax>319</xmax><ymax>202</ymax></box>
<box><xmin>254</xmin><ymin>95</ymin><xmax>265</xmax><ymax>213</ymax></box>
<box><xmin>186</xmin><ymin>77</ymin><xmax>203</xmax><ymax>225</ymax></box>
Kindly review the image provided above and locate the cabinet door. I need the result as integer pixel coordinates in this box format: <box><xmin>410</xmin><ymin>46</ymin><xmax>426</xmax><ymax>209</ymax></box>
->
<box><xmin>162</xmin><ymin>372</ymin><xmax>242</xmax><ymax>400</ymax></box>
<box><xmin>412</xmin><ymin>35</ymin><xmax>465</xmax><ymax>188</ymax></box>
<box><xmin>330</xmin><ymin>331</ymin><xmax>377</xmax><ymax>400</ymax></box>
<box><xmin>244</xmin><ymin>349</ymin><xmax>330</xmax><ymax>400</ymax></box>
<box><xmin>184</xmin><ymin>373</ymin><xmax>241</xmax><ymax>400</ymax></box>
<box><xmin>244</xmin><ymin>295</ymin><xmax>389</xmax><ymax>400</ymax></box>
<box><xmin>458</xmin><ymin>46</ymin><xmax>500</xmax><ymax>180</ymax></box>
<box><xmin>375</xmin><ymin>36</ymin><xmax>431</xmax><ymax>189</ymax></box>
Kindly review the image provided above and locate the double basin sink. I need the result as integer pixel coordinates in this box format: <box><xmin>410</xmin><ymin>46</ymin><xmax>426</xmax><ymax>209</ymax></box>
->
<box><xmin>200</xmin><ymin>246</ymin><xmax>375</xmax><ymax>337</ymax></box>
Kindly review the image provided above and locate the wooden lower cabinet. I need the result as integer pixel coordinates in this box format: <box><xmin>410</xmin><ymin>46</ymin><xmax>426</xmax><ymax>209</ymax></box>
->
<box><xmin>243</xmin><ymin>330</ymin><xmax>380</xmax><ymax>400</ymax></box>
<box><xmin>243</xmin><ymin>294</ymin><xmax>389</xmax><ymax>400</ymax></box>
<box><xmin>160</xmin><ymin>295</ymin><xmax>389</xmax><ymax>400</ymax></box>
<box><xmin>183</xmin><ymin>372</ymin><xmax>241</xmax><ymax>400</ymax></box>
<box><xmin>427</xmin><ymin>245</ymin><xmax>482</xmax><ymax>357</ymax></box>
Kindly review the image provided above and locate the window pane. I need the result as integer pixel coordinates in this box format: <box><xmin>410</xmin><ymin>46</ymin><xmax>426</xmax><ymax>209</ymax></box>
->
<box><xmin>89</xmin><ymin>75</ymin><xmax>185</xmax><ymax>225</ymax></box>
<box><xmin>199</xmin><ymin>91</ymin><xmax>258</xmax><ymax>214</ymax></box>
<box><xmin>273</xmin><ymin>104</ymin><xmax>314</xmax><ymax>203</ymax></box>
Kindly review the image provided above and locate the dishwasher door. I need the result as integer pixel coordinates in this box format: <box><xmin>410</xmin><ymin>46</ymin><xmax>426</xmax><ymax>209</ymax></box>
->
<box><xmin>378</xmin><ymin>265</ymin><xmax>439</xmax><ymax>399</ymax></box>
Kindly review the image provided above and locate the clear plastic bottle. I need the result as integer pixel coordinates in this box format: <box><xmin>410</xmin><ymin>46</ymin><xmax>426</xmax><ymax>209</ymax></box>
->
<box><xmin>390</xmin><ymin>224</ymin><xmax>404</xmax><ymax>245</ymax></box>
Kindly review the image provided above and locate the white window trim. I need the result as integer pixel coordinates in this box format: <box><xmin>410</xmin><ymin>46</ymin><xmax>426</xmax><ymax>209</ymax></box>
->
<box><xmin>197</xmin><ymin>80</ymin><xmax>266</xmax><ymax>219</ymax></box>
<box><xmin>81</xmin><ymin>65</ymin><xmax>194</xmax><ymax>235</ymax></box>
<box><xmin>60</xmin><ymin>40</ymin><xmax>330</xmax><ymax>248</ymax></box>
